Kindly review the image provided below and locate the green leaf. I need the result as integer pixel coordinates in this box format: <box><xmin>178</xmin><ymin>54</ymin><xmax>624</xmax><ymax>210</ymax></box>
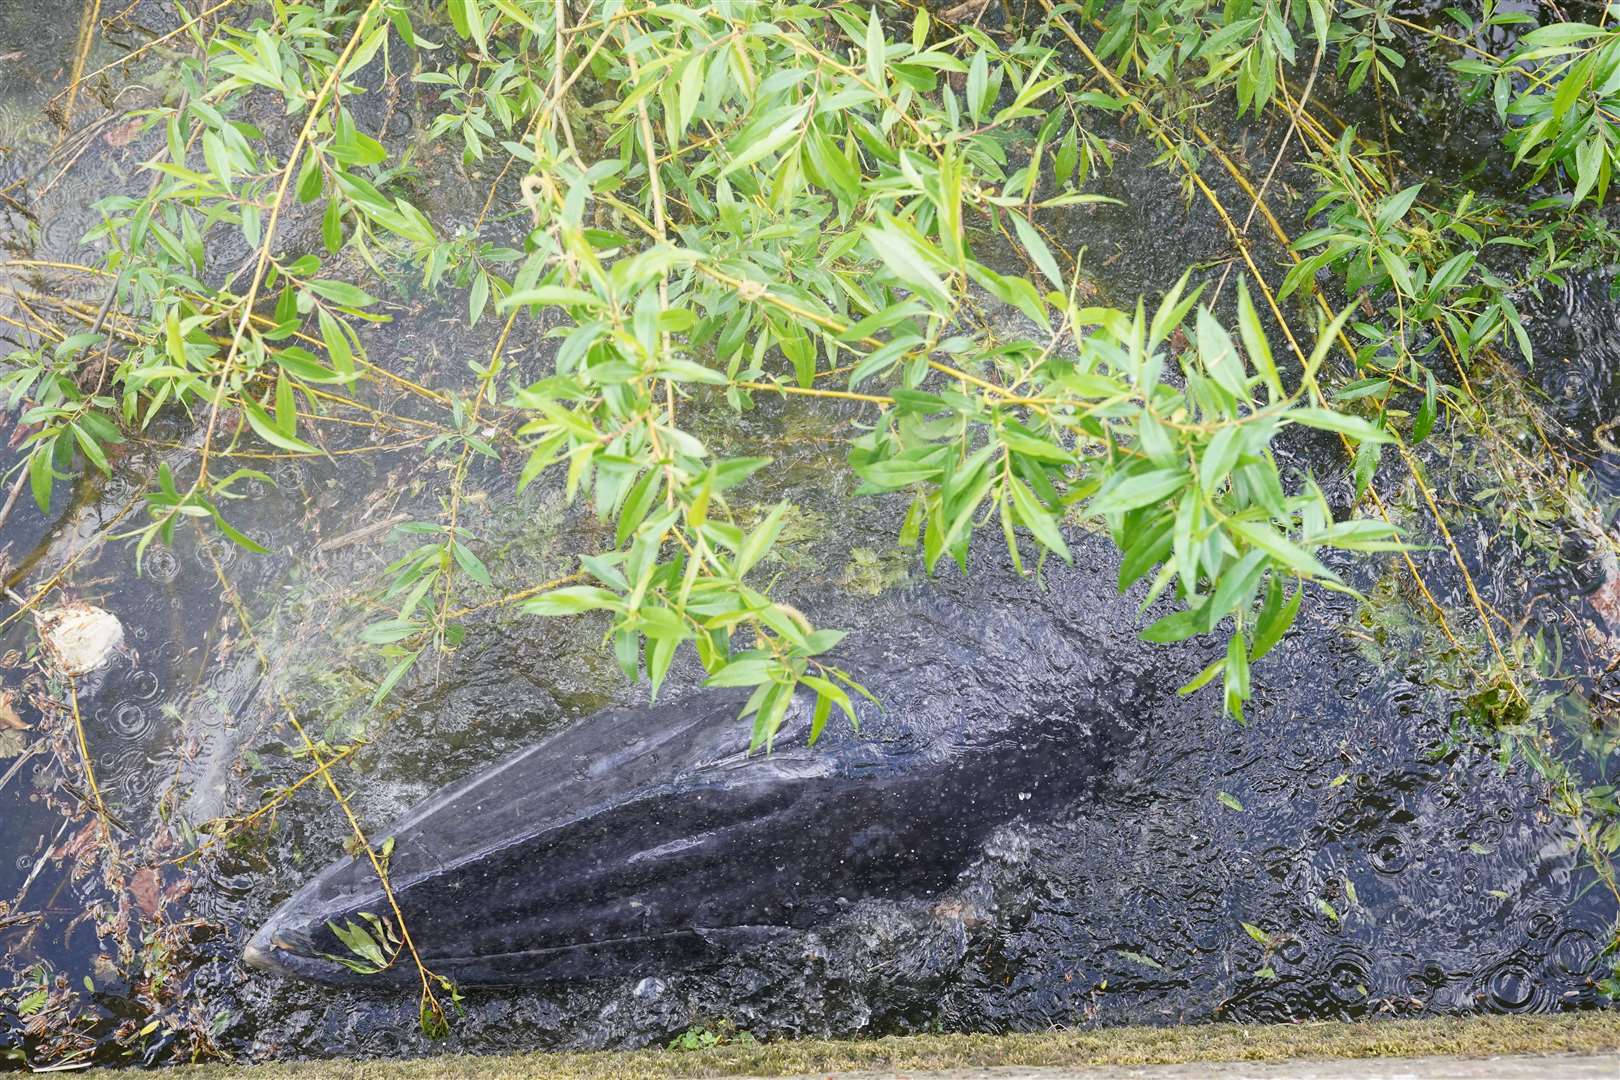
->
<box><xmin>272</xmin><ymin>346</ymin><xmax>341</xmax><ymax>383</ymax></box>
<box><xmin>450</xmin><ymin>540</ymin><xmax>494</xmax><ymax>587</ymax></box>
<box><xmin>1228</xmin><ymin>519</ymin><xmax>1335</xmax><ymax>580</ymax></box>
<box><xmin>211</xmin><ymin>510</ymin><xmax>269</xmax><ymax>554</ymax></box>
<box><xmin>677</xmin><ymin>53</ymin><xmax>704</xmax><ymax>138</ymax></box>
<box><xmin>619</xmin><ymin>469</ymin><xmax>663</xmax><ymax>545</ymax></box>
<box><xmin>736</xmin><ymin>502</ymin><xmax>789</xmax><ymax>577</ymax></box>
<box><xmin>864</xmin><ymin>219</ymin><xmax>952</xmax><ymax>309</ymax></box>
<box><xmin>1053</xmin><ymin>124</ymin><xmax>1079</xmax><ymax>185</ymax></box>
<box><xmin>647</xmin><ymin>633</ymin><xmax>678</xmax><ymax>700</ymax></box>
<box><xmin>967</xmin><ymin>50</ymin><xmax>989</xmax><ymax>122</ymax></box>
<box><xmin>28</xmin><ymin>436</ymin><xmax>55</xmax><ymax>512</ymax></box>
<box><xmin>69</xmin><ymin>423</ymin><xmax>109</xmax><ymax>474</ymax></box>
<box><xmin>1223</xmin><ymin>632</ymin><xmax>1250</xmax><ymax>706</ymax></box>
<box><xmin>1009</xmin><ymin>211</ymin><xmax>1063</xmax><ymax>290</ymax></box>
<box><xmin>76</xmin><ymin>411</ymin><xmax>123</xmax><ymax>445</ymax></box>
<box><xmin>1118</xmin><ymin>514</ymin><xmax>1174</xmax><ymax>589</ymax></box>
<box><xmin>803</xmin><ymin>628</ymin><xmax>847</xmax><ymax>655</ymax></box>
<box><xmin>500</xmin><ymin>285</ymin><xmax>605</xmax><ymax>310</ymax></box>
<box><xmin>1236</xmin><ymin>279</ymin><xmax>1282</xmax><ymax>400</ymax></box>
<box><xmin>803</xmin><ymin>674</ymin><xmax>856</xmax><ymax>729</ymax></box>
<box><xmin>1374</xmin><ymin>184</ymin><xmax>1423</xmax><ymax>231</ymax></box>
<box><xmin>1199</xmin><ymin>425</ymin><xmax>1243</xmax><ymax>495</ymax></box>
<box><xmin>706</xmin><ymin>655</ymin><xmax>772</xmax><ymax>688</ymax></box>
<box><xmin>1196</xmin><ymin>307</ymin><xmax>1246</xmax><ymax>399</ymax></box>
<box><xmin>372</xmin><ymin>647</ymin><xmax>422</xmax><ymax>707</ymax></box>
<box><xmin>306</xmin><ymin>279</ymin><xmax>376</xmax><ymax>308</ymax></box>
<box><xmin>635</xmin><ymin>605</ymin><xmax>688</xmax><ymax>642</ymax></box>
<box><xmin>164</xmin><ymin>307</ymin><xmax>187</xmax><ymax>364</ymax></box>
<box><xmin>865</xmin><ymin>7</ymin><xmax>885</xmax><ymax>89</ymax></box>
<box><xmin>1250</xmin><ymin>580</ymin><xmax>1301</xmax><ymax>660</ymax></box>
<box><xmin>242</xmin><ymin>398</ymin><xmax>318</xmax><ymax>454</ymax></box>
<box><xmin>447</xmin><ymin>0</ymin><xmax>471</xmax><ymax>37</ymax></box>
<box><xmin>1150</xmin><ymin>272</ymin><xmax>1202</xmax><ymax>349</ymax></box>
<box><xmin>749</xmin><ymin>680</ymin><xmax>793</xmax><ymax>751</ymax></box>
<box><xmin>1207</xmin><ymin>548</ymin><xmax>1268</xmax><ymax>630</ymax></box>
<box><xmin>855</xmin><ymin>456</ymin><xmax>944</xmax><ymax>489</ymax></box>
<box><xmin>719</xmin><ymin>104</ymin><xmax>808</xmax><ymax>180</ymax></box>
<box><xmin>1008</xmin><ymin>477</ymin><xmax>1072</xmax><ymax>562</ymax></box>
<box><xmin>361</xmin><ymin>618</ymin><xmax>421</xmax><ymax>645</ymax></box>
<box><xmin>274</xmin><ymin>371</ymin><xmax>296</xmax><ymax>438</ymax></box>
<box><xmin>1287</xmin><ymin>408</ymin><xmax>1393</xmax><ymax>444</ymax></box>
<box><xmin>1412</xmin><ymin>370</ymin><xmax>1437</xmax><ymax>444</ymax></box>
<box><xmin>449</xmin><ymin>0</ymin><xmax>486</xmax><ymax>49</ymax></box>
<box><xmin>1500</xmin><ymin>295</ymin><xmax>1533</xmax><ymax>365</ymax></box>
<box><xmin>1303</xmin><ymin>303</ymin><xmax>1356</xmax><ymax>390</ymax></box>
<box><xmin>1088</xmin><ymin>467</ymin><xmax>1187</xmax><ymax>516</ymax></box>
<box><xmin>469</xmin><ymin>270</ymin><xmax>491</xmax><ymax>327</ymax></box>
<box><xmin>1218</xmin><ymin>791</ymin><xmax>1244</xmax><ymax>811</ymax></box>
<box><xmin>1516</xmin><ymin>21</ymin><xmax>1602</xmax><ymax>48</ymax></box>
<box><xmin>1353</xmin><ymin>437</ymin><xmax>1380</xmax><ymax>499</ymax></box>
<box><xmin>523</xmin><ymin>585</ymin><xmax>622</xmax><ymax>615</ymax></box>
<box><xmin>1178</xmin><ymin>657</ymin><xmax>1224</xmax><ymax>695</ymax></box>
<box><xmin>317</xmin><ymin>308</ymin><xmax>356</xmax><ymax>378</ymax></box>
<box><xmin>1312</xmin><ymin>518</ymin><xmax>1403</xmax><ymax>552</ymax></box>
<box><xmin>807</xmin><ymin>123</ymin><xmax>860</xmax><ymax>207</ymax></box>
<box><xmin>808</xmin><ymin>690</ymin><xmax>832</xmax><ymax>746</ymax></box>
<box><xmin>322</xmin><ymin>196</ymin><xmax>343</xmax><ymax>253</ymax></box>
<box><xmin>711</xmin><ymin>456</ymin><xmax>772</xmax><ymax>491</ymax></box>
<box><xmin>296</xmin><ymin>154</ymin><xmax>323</xmax><ymax>202</ymax></box>
<box><xmin>1142</xmin><ymin>605</ymin><xmax>1207</xmax><ymax>643</ymax></box>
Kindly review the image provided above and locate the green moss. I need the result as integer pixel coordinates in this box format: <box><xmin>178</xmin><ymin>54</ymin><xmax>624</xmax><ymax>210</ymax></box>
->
<box><xmin>840</xmin><ymin>545</ymin><xmax>911</xmax><ymax>596</ymax></box>
<box><xmin>756</xmin><ymin>504</ymin><xmax>833</xmax><ymax>575</ymax></box>
<box><xmin>151</xmin><ymin>1013</ymin><xmax>1617</xmax><ymax>1079</ymax></box>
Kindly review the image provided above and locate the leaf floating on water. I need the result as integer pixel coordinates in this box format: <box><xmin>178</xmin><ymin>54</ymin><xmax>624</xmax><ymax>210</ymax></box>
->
<box><xmin>1218</xmin><ymin>791</ymin><xmax>1244</xmax><ymax>812</ymax></box>
<box><xmin>1116</xmin><ymin>948</ymin><xmax>1165</xmax><ymax>971</ymax></box>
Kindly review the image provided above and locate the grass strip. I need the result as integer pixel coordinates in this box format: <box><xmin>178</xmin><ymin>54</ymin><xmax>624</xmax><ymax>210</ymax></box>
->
<box><xmin>155</xmin><ymin>1011</ymin><xmax>1619</xmax><ymax>1079</ymax></box>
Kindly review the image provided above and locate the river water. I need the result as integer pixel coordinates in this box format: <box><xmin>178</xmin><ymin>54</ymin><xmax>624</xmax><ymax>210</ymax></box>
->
<box><xmin>1</xmin><ymin>1</ymin><xmax>1617</xmax><ymax>1068</ymax></box>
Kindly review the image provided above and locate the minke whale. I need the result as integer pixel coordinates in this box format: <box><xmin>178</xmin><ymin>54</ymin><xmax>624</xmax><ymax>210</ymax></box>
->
<box><xmin>244</xmin><ymin>594</ymin><xmax>1141</xmax><ymax>986</ymax></box>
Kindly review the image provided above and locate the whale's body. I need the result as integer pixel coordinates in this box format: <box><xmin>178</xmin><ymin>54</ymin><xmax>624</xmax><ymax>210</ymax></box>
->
<box><xmin>245</xmin><ymin>593</ymin><xmax>1140</xmax><ymax>986</ymax></box>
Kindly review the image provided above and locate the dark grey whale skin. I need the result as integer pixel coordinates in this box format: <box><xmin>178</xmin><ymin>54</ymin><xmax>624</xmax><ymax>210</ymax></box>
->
<box><xmin>244</xmin><ymin>591</ymin><xmax>1145</xmax><ymax>987</ymax></box>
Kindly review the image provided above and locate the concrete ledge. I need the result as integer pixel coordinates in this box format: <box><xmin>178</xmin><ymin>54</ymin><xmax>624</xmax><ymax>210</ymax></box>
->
<box><xmin>151</xmin><ymin>1012</ymin><xmax>1619</xmax><ymax>1079</ymax></box>
<box><xmin>781</xmin><ymin>1050</ymin><xmax>1620</xmax><ymax>1078</ymax></box>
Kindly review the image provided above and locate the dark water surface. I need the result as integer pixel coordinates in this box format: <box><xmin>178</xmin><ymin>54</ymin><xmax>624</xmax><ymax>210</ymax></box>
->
<box><xmin>0</xmin><ymin>1</ymin><xmax>1617</xmax><ymax>1068</ymax></box>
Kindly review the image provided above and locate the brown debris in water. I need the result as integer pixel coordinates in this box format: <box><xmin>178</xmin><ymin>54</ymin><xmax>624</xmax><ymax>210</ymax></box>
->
<box><xmin>0</xmin><ymin>689</ymin><xmax>27</xmax><ymax>729</ymax></box>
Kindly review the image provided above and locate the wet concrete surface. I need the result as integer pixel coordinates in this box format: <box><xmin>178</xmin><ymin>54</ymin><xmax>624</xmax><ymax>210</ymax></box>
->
<box><xmin>780</xmin><ymin>1050</ymin><xmax>1620</xmax><ymax>1079</ymax></box>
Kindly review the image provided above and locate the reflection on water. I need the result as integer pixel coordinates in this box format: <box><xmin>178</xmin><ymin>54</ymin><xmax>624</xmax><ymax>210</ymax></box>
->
<box><xmin>0</xmin><ymin>0</ymin><xmax>1616</xmax><ymax>1069</ymax></box>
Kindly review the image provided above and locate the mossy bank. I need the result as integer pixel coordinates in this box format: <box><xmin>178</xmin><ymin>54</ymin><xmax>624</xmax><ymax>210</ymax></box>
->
<box><xmin>140</xmin><ymin>1014</ymin><xmax>1618</xmax><ymax>1079</ymax></box>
